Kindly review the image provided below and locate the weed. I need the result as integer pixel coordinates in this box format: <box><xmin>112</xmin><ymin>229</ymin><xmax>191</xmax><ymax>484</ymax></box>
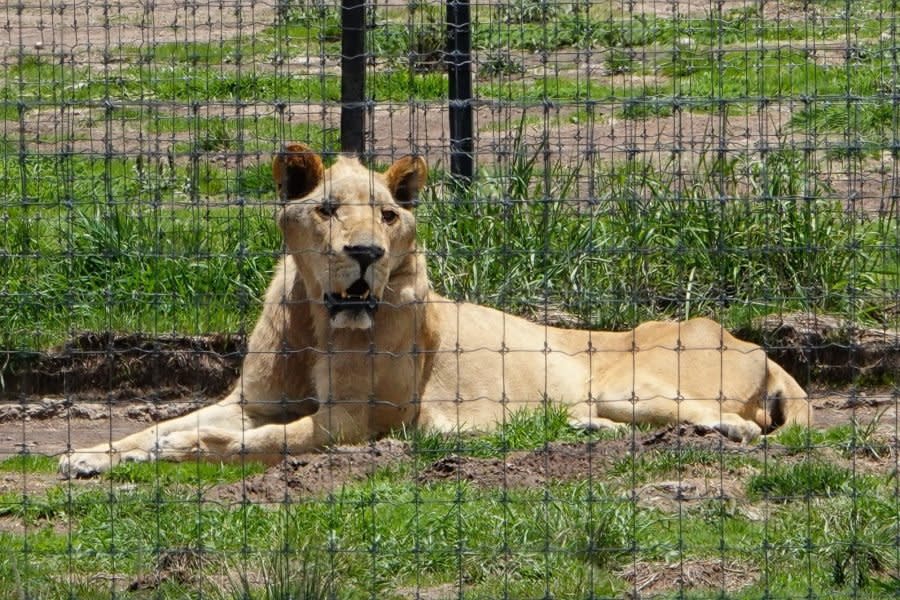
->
<box><xmin>372</xmin><ymin>4</ymin><xmax>445</xmax><ymax>73</ymax></box>
<box><xmin>278</xmin><ymin>0</ymin><xmax>341</xmax><ymax>40</ymax></box>
<box><xmin>494</xmin><ymin>0</ymin><xmax>571</xmax><ymax>25</ymax></box>
<box><xmin>198</xmin><ymin>117</ymin><xmax>234</xmax><ymax>152</ymax></box>
<box><xmin>579</xmin><ymin>498</ymin><xmax>638</xmax><ymax>568</ymax></box>
<box><xmin>824</xmin><ymin>496</ymin><xmax>897</xmax><ymax>588</ymax></box>
<box><xmin>746</xmin><ymin>461</ymin><xmax>853</xmax><ymax>501</ymax></box>
<box><xmin>604</xmin><ymin>48</ymin><xmax>639</xmax><ymax>75</ymax></box>
<box><xmin>831</xmin><ymin>411</ymin><xmax>892</xmax><ymax>461</ymax></box>
<box><xmin>776</xmin><ymin>414</ymin><xmax>891</xmax><ymax>460</ymax></box>
<box><xmin>620</xmin><ymin>93</ymin><xmax>673</xmax><ymax>119</ymax></box>
<box><xmin>609</xmin><ymin>446</ymin><xmax>747</xmax><ymax>481</ymax></box>
<box><xmin>479</xmin><ymin>51</ymin><xmax>527</xmax><ymax>78</ymax></box>
<box><xmin>221</xmin><ymin>549</ymin><xmax>337</xmax><ymax>600</ymax></box>
<box><xmin>773</xmin><ymin>424</ymin><xmax>826</xmax><ymax>454</ymax></box>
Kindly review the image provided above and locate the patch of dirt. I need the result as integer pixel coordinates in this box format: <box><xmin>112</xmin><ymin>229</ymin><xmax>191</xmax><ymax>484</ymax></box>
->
<box><xmin>0</xmin><ymin>409</ymin><xmax>152</xmax><ymax>457</ymax></box>
<box><xmin>620</xmin><ymin>558</ymin><xmax>760</xmax><ymax>599</ymax></box>
<box><xmin>206</xmin><ymin>439</ymin><xmax>411</xmax><ymax>504</ymax></box>
<box><xmin>415</xmin><ymin>442</ymin><xmax>605</xmax><ymax>489</ymax></box>
<box><xmin>393</xmin><ymin>583</ymin><xmax>460</xmax><ymax>600</ymax></box>
<box><xmin>635</xmin><ymin>477</ymin><xmax>743</xmax><ymax>512</ymax></box>
<box><xmin>0</xmin><ymin>397</ymin><xmax>107</xmax><ymax>423</ymax></box>
<box><xmin>0</xmin><ymin>471</ymin><xmax>62</xmax><ymax>497</ymax></box>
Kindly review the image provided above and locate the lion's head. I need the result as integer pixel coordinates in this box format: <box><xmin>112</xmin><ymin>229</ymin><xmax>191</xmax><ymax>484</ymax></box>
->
<box><xmin>274</xmin><ymin>144</ymin><xmax>428</xmax><ymax>330</ymax></box>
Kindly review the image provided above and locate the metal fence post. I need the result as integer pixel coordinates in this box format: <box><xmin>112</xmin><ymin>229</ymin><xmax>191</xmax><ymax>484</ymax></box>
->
<box><xmin>341</xmin><ymin>0</ymin><xmax>366</xmax><ymax>156</ymax></box>
<box><xmin>446</xmin><ymin>0</ymin><xmax>473</xmax><ymax>185</ymax></box>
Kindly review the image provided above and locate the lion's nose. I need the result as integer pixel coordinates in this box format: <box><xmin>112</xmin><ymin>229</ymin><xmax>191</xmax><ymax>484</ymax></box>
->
<box><xmin>344</xmin><ymin>244</ymin><xmax>385</xmax><ymax>272</ymax></box>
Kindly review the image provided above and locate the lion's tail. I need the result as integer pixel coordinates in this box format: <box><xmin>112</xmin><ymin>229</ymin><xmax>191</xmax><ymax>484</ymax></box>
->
<box><xmin>763</xmin><ymin>359</ymin><xmax>811</xmax><ymax>431</ymax></box>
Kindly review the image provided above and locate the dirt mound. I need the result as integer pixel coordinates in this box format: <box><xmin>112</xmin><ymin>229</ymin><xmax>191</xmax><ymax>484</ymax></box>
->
<box><xmin>206</xmin><ymin>426</ymin><xmax>765</xmax><ymax>504</ymax></box>
<box><xmin>640</xmin><ymin>424</ymin><xmax>747</xmax><ymax>450</ymax></box>
<box><xmin>620</xmin><ymin>559</ymin><xmax>760</xmax><ymax>598</ymax></box>
<box><xmin>207</xmin><ymin>440</ymin><xmax>411</xmax><ymax>504</ymax></box>
<box><xmin>128</xmin><ymin>548</ymin><xmax>209</xmax><ymax>591</ymax></box>
<box><xmin>738</xmin><ymin>313</ymin><xmax>900</xmax><ymax>385</ymax></box>
<box><xmin>1</xmin><ymin>332</ymin><xmax>243</xmax><ymax>401</ymax></box>
<box><xmin>416</xmin><ymin>443</ymin><xmax>608</xmax><ymax>488</ymax></box>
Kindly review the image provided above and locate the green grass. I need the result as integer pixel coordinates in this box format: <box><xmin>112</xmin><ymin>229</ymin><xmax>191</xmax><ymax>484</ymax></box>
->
<box><xmin>3</xmin><ymin>4</ymin><xmax>897</xmax><ymax>114</ymax></box>
<box><xmin>106</xmin><ymin>460</ymin><xmax>266</xmax><ymax>487</ymax></box>
<box><xmin>774</xmin><ymin>414</ymin><xmax>893</xmax><ymax>460</ymax></box>
<box><xmin>2</xmin><ymin>139</ymin><xmax>894</xmax><ymax>346</ymax></box>
<box><xmin>0</xmin><ymin>196</ymin><xmax>282</xmax><ymax>347</ymax></box>
<box><xmin>403</xmin><ymin>404</ymin><xmax>626</xmax><ymax>461</ymax></box>
<box><xmin>0</xmin><ymin>454</ymin><xmax>58</xmax><ymax>474</ymax></box>
<box><xmin>609</xmin><ymin>446</ymin><xmax>756</xmax><ymax>483</ymax></box>
<box><xmin>746</xmin><ymin>460</ymin><xmax>856</xmax><ymax>501</ymax></box>
<box><xmin>421</xmin><ymin>147</ymin><xmax>894</xmax><ymax>330</ymax></box>
<box><xmin>1</xmin><ymin>61</ymin><xmax>448</xmax><ymax>106</ymax></box>
<box><xmin>0</xmin><ymin>419</ymin><xmax>895</xmax><ymax>598</ymax></box>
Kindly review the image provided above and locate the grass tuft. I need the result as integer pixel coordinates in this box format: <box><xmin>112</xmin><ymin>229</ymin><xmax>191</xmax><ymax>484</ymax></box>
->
<box><xmin>824</xmin><ymin>497</ymin><xmax>898</xmax><ymax>589</ymax></box>
<box><xmin>404</xmin><ymin>404</ymin><xmax>622</xmax><ymax>460</ymax></box>
<box><xmin>221</xmin><ymin>550</ymin><xmax>337</xmax><ymax>600</ymax></box>
<box><xmin>746</xmin><ymin>461</ymin><xmax>854</xmax><ymax>502</ymax></box>
<box><xmin>106</xmin><ymin>460</ymin><xmax>266</xmax><ymax>487</ymax></box>
<box><xmin>0</xmin><ymin>454</ymin><xmax>58</xmax><ymax>474</ymax></box>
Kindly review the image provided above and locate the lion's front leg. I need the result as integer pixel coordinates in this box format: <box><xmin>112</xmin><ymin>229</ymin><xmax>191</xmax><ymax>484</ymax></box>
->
<box><xmin>226</xmin><ymin>405</ymin><xmax>372</xmax><ymax>464</ymax></box>
<box><xmin>57</xmin><ymin>441</ymin><xmax>153</xmax><ymax>479</ymax></box>
<box><xmin>150</xmin><ymin>426</ymin><xmax>245</xmax><ymax>462</ymax></box>
<box><xmin>59</xmin><ymin>398</ymin><xmax>248</xmax><ymax>478</ymax></box>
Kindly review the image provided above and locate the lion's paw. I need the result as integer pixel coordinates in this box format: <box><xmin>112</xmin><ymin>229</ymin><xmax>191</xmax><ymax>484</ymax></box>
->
<box><xmin>568</xmin><ymin>416</ymin><xmax>629</xmax><ymax>433</ymax></box>
<box><xmin>713</xmin><ymin>419</ymin><xmax>762</xmax><ymax>444</ymax></box>
<box><xmin>58</xmin><ymin>448</ymin><xmax>119</xmax><ymax>479</ymax></box>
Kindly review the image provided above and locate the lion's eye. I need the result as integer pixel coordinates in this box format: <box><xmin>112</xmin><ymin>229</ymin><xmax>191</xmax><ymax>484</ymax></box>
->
<box><xmin>316</xmin><ymin>202</ymin><xmax>337</xmax><ymax>218</ymax></box>
<box><xmin>381</xmin><ymin>209</ymin><xmax>399</xmax><ymax>225</ymax></box>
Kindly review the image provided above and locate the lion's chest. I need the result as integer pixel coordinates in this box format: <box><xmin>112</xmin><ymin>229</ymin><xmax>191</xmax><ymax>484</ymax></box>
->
<box><xmin>312</xmin><ymin>347</ymin><xmax>422</xmax><ymax>402</ymax></box>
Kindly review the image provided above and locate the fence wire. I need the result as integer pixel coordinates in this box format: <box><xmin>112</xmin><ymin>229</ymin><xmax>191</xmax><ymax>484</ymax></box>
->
<box><xmin>1</xmin><ymin>0</ymin><xmax>899</xmax><ymax>598</ymax></box>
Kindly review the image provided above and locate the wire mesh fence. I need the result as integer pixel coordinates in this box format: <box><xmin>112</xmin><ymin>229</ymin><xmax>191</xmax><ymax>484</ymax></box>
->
<box><xmin>1</xmin><ymin>0</ymin><xmax>899</xmax><ymax>598</ymax></box>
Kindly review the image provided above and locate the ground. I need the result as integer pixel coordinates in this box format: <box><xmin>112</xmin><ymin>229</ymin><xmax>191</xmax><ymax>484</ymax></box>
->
<box><xmin>0</xmin><ymin>387</ymin><xmax>894</xmax><ymax>498</ymax></box>
<box><xmin>0</xmin><ymin>387</ymin><xmax>895</xmax><ymax>598</ymax></box>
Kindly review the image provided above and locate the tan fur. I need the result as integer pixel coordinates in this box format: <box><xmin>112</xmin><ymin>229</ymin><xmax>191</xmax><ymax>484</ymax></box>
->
<box><xmin>60</xmin><ymin>145</ymin><xmax>811</xmax><ymax>477</ymax></box>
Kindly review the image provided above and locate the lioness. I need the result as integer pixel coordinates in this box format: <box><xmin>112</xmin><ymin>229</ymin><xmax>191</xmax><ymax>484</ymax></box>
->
<box><xmin>60</xmin><ymin>144</ymin><xmax>810</xmax><ymax>477</ymax></box>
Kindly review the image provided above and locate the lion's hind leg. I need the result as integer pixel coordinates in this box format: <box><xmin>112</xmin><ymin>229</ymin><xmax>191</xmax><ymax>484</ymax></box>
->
<box><xmin>567</xmin><ymin>400</ymin><xmax>629</xmax><ymax>433</ymax></box>
<box><xmin>594</xmin><ymin>397</ymin><xmax>763</xmax><ymax>443</ymax></box>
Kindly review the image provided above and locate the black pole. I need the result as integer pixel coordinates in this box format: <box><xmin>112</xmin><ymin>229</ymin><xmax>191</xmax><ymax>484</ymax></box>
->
<box><xmin>446</xmin><ymin>0</ymin><xmax>473</xmax><ymax>184</ymax></box>
<box><xmin>341</xmin><ymin>0</ymin><xmax>366</xmax><ymax>157</ymax></box>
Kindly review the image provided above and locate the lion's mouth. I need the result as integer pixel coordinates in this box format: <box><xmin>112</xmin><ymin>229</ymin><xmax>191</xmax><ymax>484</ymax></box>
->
<box><xmin>323</xmin><ymin>279</ymin><xmax>379</xmax><ymax>317</ymax></box>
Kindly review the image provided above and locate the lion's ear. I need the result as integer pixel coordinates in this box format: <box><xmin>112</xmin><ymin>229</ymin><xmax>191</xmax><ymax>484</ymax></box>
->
<box><xmin>273</xmin><ymin>143</ymin><xmax>324</xmax><ymax>200</ymax></box>
<box><xmin>385</xmin><ymin>155</ymin><xmax>428</xmax><ymax>209</ymax></box>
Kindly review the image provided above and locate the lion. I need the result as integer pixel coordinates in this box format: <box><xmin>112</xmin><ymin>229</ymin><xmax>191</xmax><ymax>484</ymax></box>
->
<box><xmin>59</xmin><ymin>144</ymin><xmax>811</xmax><ymax>477</ymax></box>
